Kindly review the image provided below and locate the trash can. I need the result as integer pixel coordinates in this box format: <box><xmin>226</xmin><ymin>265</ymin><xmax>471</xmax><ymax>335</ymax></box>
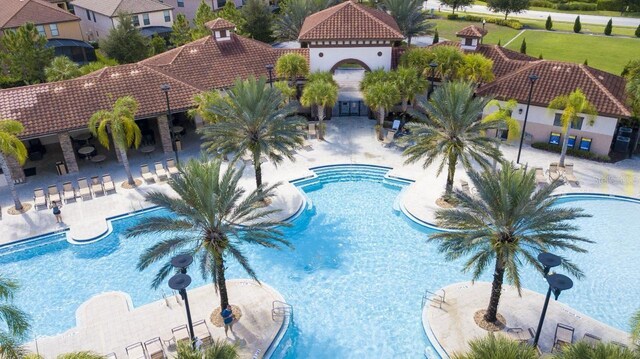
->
<box><xmin>619</xmin><ymin>127</ymin><xmax>632</xmax><ymax>137</ymax></box>
<box><xmin>614</xmin><ymin>136</ymin><xmax>630</xmax><ymax>153</ymax></box>
<box><xmin>55</xmin><ymin>161</ymin><xmax>68</xmax><ymax>175</ymax></box>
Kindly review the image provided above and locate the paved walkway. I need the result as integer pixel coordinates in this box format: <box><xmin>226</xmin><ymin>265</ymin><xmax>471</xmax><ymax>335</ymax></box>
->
<box><xmin>28</xmin><ymin>280</ymin><xmax>286</xmax><ymax>359</ymax></box>
<box><xmin>424</xmin><ymin>282</ymin><xmax>631</xmax><ymax>357</ymax></box>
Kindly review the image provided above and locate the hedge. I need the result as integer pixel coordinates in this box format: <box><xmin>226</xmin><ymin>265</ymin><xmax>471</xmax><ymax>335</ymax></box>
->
<box><xmin>557</xmin><ymin>2</ymin><xmax>597</xmax><ymax>10</ymax></box>
<box><xmin>446</xmin><ymin>15</ymin><xmax>523</xmax><ymax>30</ymax></box>
<box><xmin>531</xmin><ymin>142</ymin><xmax>611</xmax><ymax>162</ymax></box>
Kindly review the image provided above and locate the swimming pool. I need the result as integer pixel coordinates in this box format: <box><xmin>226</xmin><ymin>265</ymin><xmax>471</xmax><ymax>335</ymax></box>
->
<box><xmin>2</xmin><ymin>165</ymin><xmax>639</xmax><ymax>357</ymax></box>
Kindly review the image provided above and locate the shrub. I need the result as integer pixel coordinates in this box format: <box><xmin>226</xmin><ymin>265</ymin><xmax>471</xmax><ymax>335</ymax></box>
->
<box><xmin>596</xmin><ymin>0</ymin><xmax>624</xmax><ymax>10</ymax></box>
<box><xmin>448</xmin><ymin>14</ymin><xmax>459</xmax><ymax>20</ymax></box>
<box><xmin>545</xmin><ymin>15</ymin><xmax>553</xmax><ymax>30</ymax></box>
<box><xmin>636</xmin><ymin>24</ymin><xmax>640</xmax><ymax>37</ymax></box>
<box><xmin>557</xmin><ymin>2</ymin><xmax>597</xmax><ymax>10</ymax></box>
<box><xmin>539</xmin><ymin>53</ymin><xmax>543</xmax><ymax>59</ymax></box>
<box><xmin>531</xmin><ymin>0</ymin><xmax>555</xmax><ymax>7</ymax></box>
<box><xmin>520</xmin><ymin>38</ymin><xmax>527</xmax><ymax>54</ymax></box>
<box><xmin>531</xmin><ymin>142</ymin><xmax>611</xmax><ymax>162</ymax></box>
<box><xmin>433</xmin><ymin>29</ymin><xmax>439</xmax><ymax>44</ymax></box>
<box><xmin>604</xmin><ymin>18</ymin><xmax>613</xmax><ymax>35</ymax></box>
<box><xmin>464</xmin><ymin>15</ymin><xmax>483</xmax><ymax>21</ymax></box>
<box><xmin>573</xmin><ymin>16</ymin><xmax>582</xmax><ymax>33</ymax></box>
<box><xmin>584</xmin><ymin>59</ymin><xmax>588</xmax><ymax>65</ymax></box>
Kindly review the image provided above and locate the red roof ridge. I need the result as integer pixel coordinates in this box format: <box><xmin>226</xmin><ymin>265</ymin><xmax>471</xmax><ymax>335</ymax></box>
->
<box><xmin>35</xmin><ymin>0</ymin><xmax>81</xmax><ymax>20</ymax></box>
<box><xmin>456</xmin><ymin>25</ymin><xmax>487</xmax><ymax>38</ymax></box>
<box><xmin>352</xmin><ymin>2</ymin><xmax>404</xmax><ymax>38</ymax></box>
<box><xmin>140</xmin><ymin>64</ymin><xmax>204</xmax><ymax>93</ymax></box>
<box><xmin>205</xmin><ymin>18</ymin><xmax>236</xmax><ymax>31</ymax></box>
<box><xmin>578</xmin><ymin>64</ymin><xmax>631</xmax><ymax>116</ymax></box>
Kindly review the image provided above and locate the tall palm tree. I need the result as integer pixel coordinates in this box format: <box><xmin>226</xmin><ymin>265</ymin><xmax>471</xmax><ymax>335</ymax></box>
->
<box><xmin>199</xmin><ymin>77</ymin><xmax>305</xmax><ymax>191</ymax></box>
<box><xmin>430</xmin><ymin>162</ymin><xmax>592</xmax><ymax>323</ymax></box>
<box><xmin>401</xmin><ymin>81</ymin><xmax>503</xmax><ymax>197</ymax></box>
<box><xmin>452</xmin><ymin>334</ymin><xmax>537</xmax><ymax>359</ymax></box>
<box><xmin>458</xmin><ymin>53</ymin><xmax>495</xmax><ymax>85</ymax></box>
<box><xmin>88</xmin><ymin>96</ymin><xmax>141</xmax><ymax>186</ymax></box>
<box><xmin>273</xmin><ymin>0</ymin><xmax>336</xmax><ymax>41</ymax></box>
<box><xmin>45</xmin><ymin>56</ymin><xmax>81</xmax><ymax>82</ymax></box>
<box><xmin>125</xmin><ymin>157</ymin><xmax>291</xmax><ymax>310</ymax></box>
<box><xmin>0</xmin><ymin>119</ymin><xmax>28</xmax><ymax>211</ymax></box>
<box><xmin>392</xmin><ymin>66</ymin><xmax>427</xmax><ymax>114</ymax></box>
<box><xmin>548</xmin><ymin>89</ymin><xmax>597</xmax><ymax>167</ymax></box>
<box><xmin>552</xmin><ymin>341</ymin><xmax>639</xmax><ymax>359</ymax></box>
<box><xmin>380</xmin><ymin>0</ymin><xmax>433</xmax><ymax>46</ymax></box>
<box><xmin>0</xmin><ymin>276</ymin><xmax>31</xmax><ymax>359</ymax></box>
<box><xmin>483</xmin><ymin>99</ymin><xmax>521</xmax><ymax>170</ymax></box>
<box><xmin>359</xmin><ymin>69</ymin><xmax>390</xmax><ymax>92</ymax></box>
<box><xmin>275</xmin><ymin>53</ymin><xmax>309</xmax><ymax>87</ymax></box>
<box><xmin>363</xmin><ymin>81</ymin><xmax>401</xmax><ymax>141</ymax></box>
<box><xmin>300</xmin><ymin>79</ymin><xmax>338</xmax><ymax>140</ymax></box>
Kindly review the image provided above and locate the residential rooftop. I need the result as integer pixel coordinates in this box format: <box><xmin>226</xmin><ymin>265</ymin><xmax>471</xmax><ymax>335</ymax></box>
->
<box><xmin>0</xmin><ymin>0</ymin><xmax>80</xmax><ymax>29</ymax></box>
<box><xmin>69</xmin><ymin>0</ymin><xmax>173</xmax><ymax>17</ymax></box>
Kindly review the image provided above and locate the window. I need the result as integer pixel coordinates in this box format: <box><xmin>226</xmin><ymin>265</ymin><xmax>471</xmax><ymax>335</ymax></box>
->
<box><xmin>163</xmin><ymin>10</ymin><xmax>171</xmax><ymax>22</ymax></box>
<box><xmin>217</xmin><ymin>0</ymin><xmax>226</xmax><ymax>8</ymax></box>
<box><xmin>92</xmin><ymin>11</ymin><xmax>96</xmax><ymax>22</ymax></box>
<box><xmin>553</xmin><ymin>113</ymin><xmax>583</xmax><ymax>129</ymax></box>
<box><xmin>177</xmin><ymin>0</ymin><xmax>184</xmax><ymax>7</ymax></box>
<box><xmin>220</xmin><ymin>29</ymin><xmax>227</xmax><ymax>37</ymax></box>
<box><xmin>49</xmin><ymin>23</ymin><xmax>59</xmax><ymax>36</ymax></box>
<box><xmin>464</xmin><ymin>38</ymin><xmax>473</xmax><ymax>46</ymax></box>
<box><xmin>36</xmin><ymin>25</ymin><xmax>46</xmax><ymax>36</ymax></box>
<box><xmin>86</xmin><ymin>9</ymin><xmax>91</xmax><ymax>19</ymax></box>
<box><xmin>131</xmin><ymin>15</ymin><xmax>140</xmax><ymax>27</ymax></box>
<box><xmin>143</xmin><ymin>13</ymin><xmax>150</xmax><ymax>25</ymax></box>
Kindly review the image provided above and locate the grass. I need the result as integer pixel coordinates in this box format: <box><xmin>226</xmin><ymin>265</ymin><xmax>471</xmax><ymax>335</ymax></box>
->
<box><xmin>431</xmin><ymin>18</ymin><xmax>521</xmax><ymax>45</ymax></box>
<box><xmin>473</xmin><ymin>0</ymin><xmax>640</xmax><ymax>17</ymax></box>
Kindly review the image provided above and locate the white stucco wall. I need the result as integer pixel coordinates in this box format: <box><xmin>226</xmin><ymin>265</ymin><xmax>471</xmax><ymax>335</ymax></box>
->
<box><xmin>459</xmin><ymin>37</ymin><xmax>479</xmax><ymax>51</ymax></box>
<box><xmin>74</xmin><ymin>6</ymin><xmax>115</xmax><ymax>40</ymax></box>
<box><xmin>114</xmin><ymin>11</ymin><xmax>174</xmax><ymax>29</ymax></box>
<box><xmin>163</xmin><ymin>0</ymin><xmax>244</xmax><ymax>20</ymax></box>
<box><xmin>309</xmin><ymin>46</ymin><xmax>392</xmax><ymax>72</ymax></box>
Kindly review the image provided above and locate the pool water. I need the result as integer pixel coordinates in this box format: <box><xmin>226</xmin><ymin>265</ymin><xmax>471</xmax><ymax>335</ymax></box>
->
<box><xmin>1</xmin><ymin>166</ymin><xmax>639</xmax><ymax>358</ymax></box>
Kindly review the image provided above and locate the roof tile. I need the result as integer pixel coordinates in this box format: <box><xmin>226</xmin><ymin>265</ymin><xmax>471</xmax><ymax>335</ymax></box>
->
<box><xmin>1</xmin><ymin>0</ymin><xmax>79</xmax><ymax>29</ymax></box>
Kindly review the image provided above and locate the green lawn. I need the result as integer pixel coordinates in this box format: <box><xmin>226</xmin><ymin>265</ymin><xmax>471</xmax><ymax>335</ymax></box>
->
<box><xmin>504</xmin><ymin>30</ymin><xmax>640</xmax><ymax>74</ymax></box>
<box><xmin>474</xmin><ymin>0</ymin><xmax>640</xmax><ymax>17</ymax></box>
<box><xmin>431</xmin><ymin>18</ymin><xmax>521</xmax><ymax>45</ymax></box>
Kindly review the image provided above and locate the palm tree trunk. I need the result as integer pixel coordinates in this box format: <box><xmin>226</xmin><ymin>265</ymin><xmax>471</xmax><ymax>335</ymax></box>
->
<box><xmin>445</xmin><ymin>153</ymin><xmax>457</xmax><ymax>197</ymax></box>
<box><xmin>253</xmin><ymin>150</ymin><xmax>262</xmax><ymax>191</ymax></box>
<box><xmin>0</xmin><ymin>154</ymin><xmax>22</xmax><ymax>210</ymax></box>
<box><xmin>216</xmin><ymin>259</ymin><xmax>230</xmax><ymax>309</ymax></box>
<box><xmin>317</xmin><ymin>105</ymin><xmax>325</xmax><ymax>140</ymax></box>
<box><xmin>378</xmin><ymin>107</ymin><xmax>385</xmax><ymax>141</ymax></box>
<box><xmin>401</xmin><ymin>98</ymin><xmax>408</xmax><ymax>114</ymax></box>
<box><xmin>484</xmin><ymin>258</ymin><xmax>505</xmax><ymax>323</ymax></box>
<box><xmin>119</xmin><ymin>147</ymin><xmax>135</xmax><ymax>185</ymax></box>
<box><xmin>407</xmin><ymin>36</ymin><xmax>412</xmax><ymax>46</ymax></box>
<box><xmin>559</xmin><ymin>129</ymin><xmax>569</xmax><ymax>167</ymax></box>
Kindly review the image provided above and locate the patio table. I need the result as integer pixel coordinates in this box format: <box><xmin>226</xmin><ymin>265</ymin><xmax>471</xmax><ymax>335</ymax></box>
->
<box><xmin>78</xmin><ymin>146</ymin><xmax>95</xmax><ymax>159</ymax></box>
<box><xmin>140</xmin><ymin>145</ymin><xmax>155</xmax><ymax>155</ymax></box>
<box><xmin>90</xmin><ymin>154</ymin><xmax>106</xmax><ymax>164</ymax></box>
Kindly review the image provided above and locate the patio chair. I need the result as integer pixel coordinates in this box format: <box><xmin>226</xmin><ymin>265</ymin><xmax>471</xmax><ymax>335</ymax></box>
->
<box><xmin>90</xmin><ymin>176</ymin><xmax>104</xmax><ymax>197</ymax></box>
<box><xmin>535</xmin><ymin>167</ymin><xmax>548</xmax><ymax>186</ymax></box>
<box><xmin>549</xmin><ymin>163</ymin><xmax>562</xmax><ymax>181</ymax></box>
<box><xmin>77</xmin><ymin>178</ymin><xmax>92</xmax><ymax>200</ymax></box>
<box><xmin>553</xmin><ymin>323</ymin><xmax>575</xmax><ymax>352</ymax></box>
<box><xmin>391</xmin><ymin>119</ymin><xmax>401</xmax><ymax>131</ymax></box>
<box><xmin>382</xmin><ymin>130</ymin><xmax>396</xmax><ymax>147</ymax></box>
<box><xmin>611</xmin><ymin>341</ymin><xmax>629</xmax><ymax>349</ymax></box>
<box><xmin>506</xmin><ymin>327</ymin><xmax>533</xmax><ymax>343</ymax></box>
<box><xmin>62</xmin><ymin>182</ymin><xmax>77</xmax><ymax>203</ymax></box>
<box><xmin>144</xmin><ymin>337</ymin><xmax>165</xmax><ymax>359</ymax></box>
<box><xmin>460</xmin><ymin>180</ymin><xmax>471</xmax><ymax>196</ymax></box>
<box><xmin>172</xmin><ymin>324</ymin><xmax>191</xmax><ymax>346</ymax></box>
<box><xmin>125</xmin><ymin>342</ymin><xmax>147</xmax><ymax>359</ymax></box>
<box><xmin>102</xmin><ymin>174</ymin><xmax>116</xmax><ymax>194</ymax></box>
<box><xmin>47</xmin><ymin>185</ymin><xmax>61</xmax><ymax>207</ymax></box>
<box><xmin>166</xmin><ymin>159</ymin><xmax>179</xmax><ymax>176</ymax></box>
<box><xmin>140</xmin><ymin>164</ymin><xmax>154</xmax><ymax>183</ymax></box>
<box><xmin>104</xmin><ymin>353</ymin><xmax>117</xmax><ymax>359</ymax></box>
<box><xmin>583</xmin><ymin>333</ymin><xmax>601</xmax><ymax>348</ymax></box>
<box><xmin>193</xmin><ymin>319</ymin><xmax>213</xmax><ymax>348</ymax></box>
<box><xmin>33</xmin><ymin>188</ymin><xmax>47</xmax><ymax>209</ymax></box>
<box><xmin>308</xmin><ymin>123</ymin><xmax>317</xmax><ymax>139</ymax></box>
<box><xmin>154</xmin><ymin>162</ymin><xmax>168</xmax><ymax>181</ymax></box>
<box><xmin>563</xmin><ymin>163</ymin><xmax>579</xmax><ymax>185</ymax></box>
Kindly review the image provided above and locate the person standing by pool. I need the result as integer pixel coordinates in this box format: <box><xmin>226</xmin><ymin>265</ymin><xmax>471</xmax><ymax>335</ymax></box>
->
<box><xmin>52</xmin><ymin>201</ymin><xmax>63</xmax><ymax>223</ymax></box>
<box><xmin>221</xmin><ymin>305</ymin><xmax>234</xmax><ymax>337</ymax></box>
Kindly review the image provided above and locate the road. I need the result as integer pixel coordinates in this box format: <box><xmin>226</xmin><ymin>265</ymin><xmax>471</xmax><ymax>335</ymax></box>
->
<box><xmin>427</xmin><ymin>0</ymin><xmax>640</xmax><ymax>27</ymax></box>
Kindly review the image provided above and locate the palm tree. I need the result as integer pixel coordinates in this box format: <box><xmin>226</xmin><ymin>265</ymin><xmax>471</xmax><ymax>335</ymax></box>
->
<box><xmin>307</xmin><ymin>71</ymin><xmax>337</xmax><ymax>86</ymax></box>
<box><xmin>401</xmin><ymin>81</ymin><xmax>503</xmax><ymax>197</ymax></box>
<box><xmin>392</xmin><ymin>66</ymin><xmax>427</xmax><ymax>114</ymax></box>
<box><xmin>45</xmin><ymin>56</ymin><xmax>81</xmax><ymax>82</ymax></box>
<box><xmin>380</xmin><ymin>0</ymin><xmax>433</xmax><ymax>46</ymax></box>
<box><xmin>360</xmin><ymin>69</ymin><xmax>391</xmax><ymax>92</ymax></box>
<box><xmin>430</xmin><ymin>162</ymin><xmax>592</xmax><ymax>324</ymax></box>
<box><xmin>273</xmin><ymin>81</ymin><xmax>297</xmax><ymax>103</ymax></box>
<box><xmin>199</xmin><ymin>77</ymin><xmax>305</xmax><ymax>191</ymax></box>
<box><xmin>0</xmin><ymin>119</ymin><xmax>28</xmax><ymax>211</ymax></box>
<box><xmin>458</xmin><ymin>53</ymin><xmax>495</xmax><ymax>85</ymax></box>
<box><xmin>300</xmin><ymin>79</ymin><xmax>338</xmax><ymax>140</ymax></box>
<box><xmin>363</xmin><ymin>81</ymin><xmax>401</xmax><ymax>141</ymax></box>
<box><xmin>275</xmin><ymin>53</ymin><xmax>309</xmax><ymax>87</ymax></box>
<box><xmin>125</xmin><ymin>157</ymin><xmax>291</xmax><ymax>310</ymax></box>
<box><xmin>88</xmin><ymin>96</ymin><xmax>142</xmax><ymax>186</ymax></box>
<box><xmin>273</xmin><ymin>0</ymin><xmax>335</xmax><ymax>41</ymax></box>
<box><xmin>452</xmin><ymin>334</ymin><xmax>537</xmax><ymax>359</ymax></box>
<box><xmin>482</xmin><ymin>99</ymin><xmax>521</xmax><ymax>170</ymax></box>
<box><xmin>176</xmin><ymin>340</ymin><xmax>239</xmax><ymax>359</ymax></box>
<box><xmin>188</xmin><ymin>90</ymin><xmax>224</xmax><ymax>124</ymax></box>
<box><xmin>552</xmin><ymin>341</ymin><xmax>639</xmax><ymax>359</ymax></box>
<box><xmin>56</xmin><ymin>352</ymin><xmax>106</xmax><ymax>359</ymax></box>
<box><xmin>0</xmin><ymin>276</ymin><xmax>31</xmax><ymax>359</ymax></box>
<box><xmin>548</xmin><ymin>89</ymin><xmax>597</xmax><ymax>167</ymax></box>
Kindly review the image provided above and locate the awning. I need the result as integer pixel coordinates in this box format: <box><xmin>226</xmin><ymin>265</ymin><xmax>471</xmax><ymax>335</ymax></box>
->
<box><xmin>140</xmin><ymin>26</ymin><xmax>173</xmax><ymax>38</ymax></box>
<box><xmin>46</xmin><ymin>38</ymin><xmax>94</xmax><ymax>49</ymax></box>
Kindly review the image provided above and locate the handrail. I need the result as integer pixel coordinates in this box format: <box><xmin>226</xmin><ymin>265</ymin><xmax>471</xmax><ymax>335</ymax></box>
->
<box><xmin>272</xmin><ymin>300</ymin><xmax>293</xmax><ymax>321</ymax></box>
<box><xmin>422</xmin><ymin>289</ymin><xmax>446</xmax><ymax>309</ymax></box>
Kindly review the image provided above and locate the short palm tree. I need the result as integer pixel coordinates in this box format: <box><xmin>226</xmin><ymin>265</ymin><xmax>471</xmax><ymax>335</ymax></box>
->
<box><xmin>392</xmin><ymin>66</ymin><xmax>427</xmax><ymax>114</ymax></box>
<box><xmin>188</xmin><ymin>90</ymin><xmax>224</xmax><ymax>124</ymax></box>
<box><xmin>0</xmin><ymin>276</ymin><xmax>31</xmax><ymax>359</ymax></box>
<box><xmin>45</xmin><ymin>56</ymin><xmax>81</xmax><ymax>82</ymax></box>
<box><xmin>380</xmin><ymin>0</ymin><xmax>433</xmax><ymax>46</ymax></box>
<box><xmin>125</xmin><ymin>157</ymin><xmax>291</xmax><ymax>309</ymax></box>
<box><xmin>482</xmin><ymin>99</ymin><xmax>521</xmax><ymax>170</ymax></box>
<box><xmin>88</xmin><ymin>96</ymin><xmax>142</xmax><ymax>186</ymax></box>
<box><xmin>552</xmin><ymin>341</ymin><xmax>639</xmax><ymax>359</ymax></box>
<box><xmin>452</xmin><ymin>334</ymin><xmax>537</xmax><ymax>359</ymax></box>
<box><xmin>548</xmin><ymin>89</ymin><xmax>597</xmax><ymax>167</ymax></box>
<box><xmin>275</xmin><ymin>53</ymin><xmax>309</xmax><ymax>87</ymax></box>
<box><xmin>56</xmin><ymin>352</ymin><xmax>106</xmax><ymax>359</ymax></box>
<box><xmin>274</xmin><ymin>81</ymin><xmax>297</xmax><ymax>103</ymax></box>
<box><xmin>363</xmin><ymin>81</ymin><xmax>401</xmax><ymax>141</ymax></box>
<box><xmin>360</xmin><ymin>69</ymin><xmax>390</xmax><ymax>92</ymax></box>
<box><xmin>306</xmin><ymin>71</ymin><xmax>337</xmax><ymax>86</ymax></box>
<box><xmin>430</xmin><ymin>162</ymin><xmax>592</xmax><ymax>324</ymax></box>
<box><xmin>402</xmin><ymin>81</ymin><xmax>503</xmax><ymax>197</ymax></box>
<box><xmin>0</xmin><ymin>119</ymin><xmax>28</xmax><ymax>211</ymax></box>
<box><xmin>458</xmin><ymin>53</ymin><xmax>495</xmax><ymax>85</ymax></box>
<box><xmin>176</xmin><ymin>340</ymin><xmax>239</xmax><ymax>359</ymax></box>
<box><xmin>300</xmin><ymin>79</ymin><xmax>338</xmax><ymax>140</ymax></box>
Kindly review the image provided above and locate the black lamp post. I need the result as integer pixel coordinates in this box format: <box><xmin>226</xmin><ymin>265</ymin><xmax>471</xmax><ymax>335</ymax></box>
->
<box><xmin>532</xmin><ymin>253</ymin><xmax>573</xmax><ymax>347</ymax></box>
<box><xmin>171</xmin><ymin>254</ymin><xmax>193</xmax><ymax>274</ymax></box>
<box><xmin>168</xmin><ymin>273</ymin><xmax>196</xmax><ymax>349</ymax></box>
<box><xmin>160</xmin><ymin>84</ymin><xmax>180</xmax><ymax>165</ymax></box>
<box><xmin>428</xmin><ymin>61</ymin><xmax>437</xmax><ymax>99</ymax></box>
<box><xmin>266</xmin><ymin>64</ymin><xmax>274</xmax><ymax>88</ymax></box>
<box><xmin>516</xmin><ymin>74</ymin><xmax>539</xmax><ymax>164</ymax></box>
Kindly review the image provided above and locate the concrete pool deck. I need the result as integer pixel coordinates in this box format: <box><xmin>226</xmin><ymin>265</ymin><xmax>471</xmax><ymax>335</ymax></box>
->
<box><xmin>28</xmin><ymin>280</ymin><xmax>287</xmax><ymax>359</ymax></box>
<box><xmin>423</xmin><ymin>282</ymin><xmax>632</xmax><ymax>357</ymax></box>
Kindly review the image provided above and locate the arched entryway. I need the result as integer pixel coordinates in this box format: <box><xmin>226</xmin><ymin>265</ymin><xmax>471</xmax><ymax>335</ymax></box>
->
<box><xmin>329</xmin><ymin>58</ymin><xmax>371</xmax><ymax>73</ymax></box>
<box><xmin>329</xmin><ymin>59</ymin><xmax>371</xmax><ymax>117</ymax></box>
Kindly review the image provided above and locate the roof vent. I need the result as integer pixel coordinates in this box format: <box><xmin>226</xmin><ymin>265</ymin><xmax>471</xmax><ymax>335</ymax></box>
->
<box><xmin>83</xmin><ymin>82</ymin><xmax>95</xmax><ymax>88</ymax></box>
<box><xmin>110</xmin><ymin>72</ymin><xmax>121</xmax><ymax>78</ymax></box>
<box><xmin>552</xmin><ymin>66</ymin><xmax>561</xmax><ymax>71</ymax></box>
<box><xmin>53</xmin><ymin>86</ymin><xmax>65</xmax><ymax>93</ymax></box>
<box><xmin>189</xmin><ymin>48</ymin><xmax>198</xmax><ymax>54</ymax></box>
<box><xmin>130</xmin><ymin>70</ymin><xmax>140</xmax><ymax>75</ymax></box>
<box><xmin>598</xmin><ymin>75</ymin><xmax>604</xmax><ymax>80</ymax></box>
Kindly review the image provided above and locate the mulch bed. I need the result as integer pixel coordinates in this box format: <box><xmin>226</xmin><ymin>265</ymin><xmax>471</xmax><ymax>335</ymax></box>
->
<box><xmin>435</xmin><ymin>197</ymin><xmax>455</xmax><ymax>209</ymax></box>
<box><xmin>474</xmin><ymin>309</ymin><xmax>506</xmax><ymax>332</ymax></box>
<box><xmin>210</xmin><ymin>305</ymin><xmax>243</xmax><ymax>327</ymax></box>
<box><xmin>7</xmin><ymin>203</ymin><xmax>32</xmax><ymax>215</ymax></box>
<box><xmin>121</xmin><ymin>179</ymin><xmax>142</xmax><ymax>189</ymax></box>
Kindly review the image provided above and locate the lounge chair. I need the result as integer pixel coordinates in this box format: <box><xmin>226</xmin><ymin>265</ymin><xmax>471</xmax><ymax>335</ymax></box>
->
<box><xmin>564</xmin><ymin>164</ymin><xmax>579</xmax><ymax>185</ymax></box>
<box><xmin>391</xmin><ymin>119</ymin><xmax>401</xmax><ymax>131</ymax></box>
<box><xmin>33</xmin><ymin>188</ymin><xmax>47</xmax><ymax>209</ymax></box>
<box><xmin>506</xmin><ymin>327</ymin><xmax>533</xmax><ymax>343</ymax></box>
<box><xmin>549</xmin><ymin>163</ymin><xmax>562</xmax><ymax>181</ymax></box>
<box><xmin>102</xmin><ymin>174</ymin><xmax>116</xmax><ymax>194</ymax></box>
<box><xmin>91</xmin><ymin>176</ymin><xmax>104</xmax><ymax>197</ymax></box>
<box><xmin>553</xmin><ymin>323</ymin><xmax>575</xmax><ymax>352</ymax></box>
<box><xmin>308</xmin><ymin>123</ymin><xmax>317</xmax><ymax>139</ymax></box>
<box><xmin>77</xmin><ymin>178</ymin><xmax>92</xmax><ymax>200</ymax></box>
<box><xmin>166</xmin><ymin>159</ymin><xmax>179</xmax><ymax>176</ymax></box>
<box><xmin>611</xmin><ymin>341</ymin><xmax>629</xmax><ymax>349</ymax></box>
<box><xmin>47</xmin><ymin>185</ymin><xmax>61</xmax><ymax>206</ymax></box>
<box><xmin>193</xmin><ymin>319</ymin><xmax>213</xmax><ymax>347</ymax></box>
<box><xmin>460</xmin><ymin>180</ymin><xmax>471</xmax><ymax>196</ymax></box>
<box><xmin>583</xmin><ymin>333</ymin><xmax>601</xmax><ymax>348</ymax></box>
<box><xmin>140</xmin><ymin>164</ymin><xmax>154</xmax><ymax>183</ymax></box>
<box><xmin>535</xmin><ymin>167</ymin><xmax>548</xmax><ymax>186</ymax></box>
<box><xmin>125</xmin><ymin>342</ymin><xmax>147</xmax><ymax>359</ymax></box>
<box><xmin>62</xmin><ymin>182</ymin><xmax>77</xmax><ymax>203</ymax></box>
<box><xmin>172</xmin><ymin>324</ymin><xmax>191</xmax><ymax>346</ymax></box>
<box><xmin>154</xmin><ymin>162</ymin><xmax>168</xmax><ymax>181</ymax></box>
<box><xmin>105</xmin><ymin>353</ymin><xmax>117</xmax><ymax>359</ymax></box>
<box><xmin>382</xmin><ymin>130</ymin><xmax>396</xmax><ymax>147</ymax></box>
<box><xmin>144</xmin><ymin>337</ymin><xmax>165</xmax><ymax>359</ymax></box>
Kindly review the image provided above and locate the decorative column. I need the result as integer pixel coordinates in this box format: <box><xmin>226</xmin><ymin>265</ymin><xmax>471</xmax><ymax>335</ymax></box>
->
<box><xmin>157</xmin><ymin>115</ymin><xmax>174</xmax><ymax>154</ymax></box>
<box><xmin>193</xmin><ymin>114</ymin><xmax>205</xmax><ymax>130</ymax></box>
<box><xmin>58</xmin><ymin>132</ymin><xmax>79</xmax><ymax>173</ymax></box>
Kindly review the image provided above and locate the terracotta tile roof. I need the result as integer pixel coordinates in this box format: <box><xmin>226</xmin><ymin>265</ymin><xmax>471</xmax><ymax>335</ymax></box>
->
<box><xmin>205</xmin><ymin>18</ymin><xmax>236</xmax><ymax>31</ymax></box>
<box><xmin>142</xmin><ymin>34</ymin><xmax>309</xmax><ymax>90</ymax></box>
<box><xmin>455</xmin><ymin>25</ymin><xmax>487</xmax><ymax>38</ymax></box>
<box><xmin>0</xmin><ymin>64</ymin><xmax>200</xmax><ymax>138</ymax></box>
<box><xmin>298</xmin><ymin>0</ymin><xmax>404</xmax><ymax>41</ymax></box>
<box><xmin>0</xmin><ymin>0</ymin><xmax>79</xmax><ymax>29</ymax></box>
<box><xmin>70</xmin><ymin>0</ymin><xmax>172</xmax><ymax>17</ymax></box>
<box><xmin>476</xmin><ymin>61</ymin><xmax>631</xmax><ymax>117</ymax></box>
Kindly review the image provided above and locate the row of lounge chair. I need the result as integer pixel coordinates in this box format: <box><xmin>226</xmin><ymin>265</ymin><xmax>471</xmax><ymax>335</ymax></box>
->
<box><xmin>140</xmin><ymin>160</ymin><xmax>179</xmax><ymax>183</ymax></box>
<box><xmin>535</xmin><ymin>163</ymin><xmax>579</xmax><ymax>186</ymax></box>
<box><xmin>33</xmin><ymin>175</ymin><xmax>115</xmax><ymax>208</ymax></box>
<box><xmin>122</xmin><ymin>320</ymin><xmax>212</xmax><ymax>359</ymax></box>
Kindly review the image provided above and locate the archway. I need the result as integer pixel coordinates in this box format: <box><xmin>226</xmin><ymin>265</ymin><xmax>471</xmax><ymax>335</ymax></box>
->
<box><xmin>329</xmin><ymin>59</ymin><xmax>371</xmax><ymax>117</ymax></box>
<box><xmin>329</xmin><ymin>58</ymin><xmax>371</xmax><ymax>73</ymax></box>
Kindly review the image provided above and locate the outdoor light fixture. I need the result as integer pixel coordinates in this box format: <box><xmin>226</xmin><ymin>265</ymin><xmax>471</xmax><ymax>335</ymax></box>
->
<box><xmin>169</xmin><ymin>254</ymin><xmax>196</xmax><ymax>349</ymax></box>
<box><xmin>516</xmin><ymin>73</ymin><xmax>539</xmax><ymax>164</ymax></box>
<box><xmin>160</xmin><ymin>83</ymin><xmax>180</xmax><ymax>165</ymax></box>
<box><xmin>428</xmin><ymin>62</ymin><xmax>438</xmax><ymax>99</ymax></box>
<box><xmin>518</xmin><ymin>108</ymin><xmax>523</xmax><ymax>115</ymax></box>
<box><xmin>171</xmin><ymin>254</ymin><xmax>193</xmax><ymax>274</ymax></box>
<box><xmin>266</xmin><ymin>64</ymin><xmax>274</xmax><ymax>88</ymax></box>
<box><xmin>482</xmin><ymin>19</ymin><xmax>486</xmax><ymax>29</ymax></box>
